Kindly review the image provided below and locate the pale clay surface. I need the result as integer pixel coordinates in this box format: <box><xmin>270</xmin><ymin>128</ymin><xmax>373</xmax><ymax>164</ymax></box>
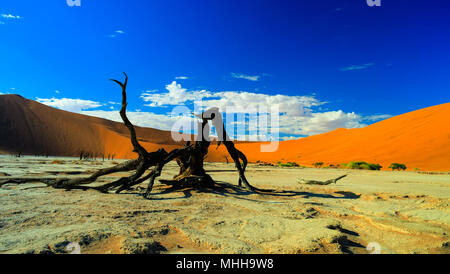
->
<box><xmin>0</xmin><ymin>156</ymin><xmax>448</xmax><ymax>254</ymax></box>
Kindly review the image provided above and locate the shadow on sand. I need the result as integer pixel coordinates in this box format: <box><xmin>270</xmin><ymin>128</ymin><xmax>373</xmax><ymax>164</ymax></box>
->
<box><xmin>143</xmin><ymin>181</ymin><xmax>361</xmax><ymax>202</ymax></box>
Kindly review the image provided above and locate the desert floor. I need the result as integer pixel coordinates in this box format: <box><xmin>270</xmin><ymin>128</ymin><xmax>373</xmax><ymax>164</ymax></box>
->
<box><xmin>0</xmin><ymin>156</ymin><xmax>449</xmax><ymax>254</ymax></box>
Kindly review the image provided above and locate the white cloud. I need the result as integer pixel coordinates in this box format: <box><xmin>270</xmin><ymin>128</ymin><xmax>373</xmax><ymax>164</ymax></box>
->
<box><xmin>364</xmin><ymin>114</ymin><xmax>392</xmax><ymax>121</ymax></box>
<box><xmin>340</xmin><ymin>63</ymin><xmax>374</xmax><ymax>71</ymax></box>
<box><xmin>81</xmin><ymin>110</ymin><xmax>195</xmax><ymax>133</ymax></box>
<box><xmin>108</xmin><ymin>30</ymin><xmax>125</xmax><ymax>38</ymax></box>
<box><xmin>137</xmin><ymin>81</ymin><xmax>374</xmax><ymax>138</ymax></box>
<box><xmin>55</xmin><ymin>90</ymin><xmax>60</xmax><ymax>94</ymax></box>
<box><xmin>202</xmin><ymin>91</ymin><xmax>323</xmax><ymax>116</ymax></box>
<box><xmin>36</xmin><ymin>97</ymin><xmax>102</xmax><ymax>112</ymax></box>
<box><xmin>280</xmin><ymin>110</ymin><xmax>365</xmax><ymax>136</ymax></box>
<box><xmin>141</xmin><ymin>81</ymin><xmax>213</xmax><ymax>107</ymax></box>
<box><xmin>231</xmin><ymin>73</ymin><xmax>260</xmax><ymax>82</ymax></box>
<box><xmin>1</xmin><ymin>14</ymin><xmax>22</xmax><ymax>19</ymax></box>
<box><xmin>280</xmin><ymin>136</ymin><xmax>302</xmax><ymax>141</ymax></box>
<box><xmin>175</xmin><ymin>76</ymin><xmax>189</xmax><ymax>80</ymax></box>
<box><xmin>141</xmin><ymin>81</ymin><xmax>323</xmax><ymax>116</ymax></box>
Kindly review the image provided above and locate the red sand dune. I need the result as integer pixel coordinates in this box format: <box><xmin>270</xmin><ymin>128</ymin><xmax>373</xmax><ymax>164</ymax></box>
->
<box><xmin>232</xmin><ymin>103</ymin><xmax>450</xmax><ymax>171</ymax></box>
<box><xmin>0</xmin><ymin>94</ymin><xmax>449</xmax><ymax>171</ymax></box>
<box><xmin>0</xmin><ymin>94</ymin><xmax>185</xmax><ymax>159</ymax></box>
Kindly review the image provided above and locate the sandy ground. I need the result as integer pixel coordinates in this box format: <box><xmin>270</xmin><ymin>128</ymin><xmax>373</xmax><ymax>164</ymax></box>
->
<box><xmin>0</xmin><ymin>156</ymin><xmax>449</xmax><ymax>254</ymax></box>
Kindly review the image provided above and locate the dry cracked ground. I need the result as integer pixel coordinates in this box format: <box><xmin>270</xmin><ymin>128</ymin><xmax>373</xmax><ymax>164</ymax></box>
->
<box><xmin>0</xmin><ymin>156</ymin><xmax>449</xmax><ymax>254</ymax></box>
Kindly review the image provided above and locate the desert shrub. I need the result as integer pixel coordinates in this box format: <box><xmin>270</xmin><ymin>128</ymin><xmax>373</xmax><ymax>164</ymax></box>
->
<box><xmin>257</xmin><ymin>161</ymin><xmax>274</xmax><ymax>166</ymax></box>
<box><xmin>342</xmin><ymin>161</ymin><xmax>382</xmax><ymax>170</ymax></box>
<box><xmin>369</xmin><ymin>163</ymin><xmax>383</xmax><ymax>170</ymax></box>
<box><xmin>312</xmin><ymin>162</ymin><xmax>324</xmax><ymax>168</ymax></box>
<box><xmin>278</xmin><ymin>162</ymin><xmax>299</xmax><ymax>167</ymax></box>
<box><xmin>389</xmin><ymin>163</ymin><xmax>407</xmax><ymax>171</ymax></box>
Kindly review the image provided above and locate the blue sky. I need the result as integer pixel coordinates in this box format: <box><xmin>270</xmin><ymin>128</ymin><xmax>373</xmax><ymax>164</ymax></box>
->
<box><xmin>0</xmin><ymin>0</ymin><xmax>449</xmax><ymax>140</ymax></box>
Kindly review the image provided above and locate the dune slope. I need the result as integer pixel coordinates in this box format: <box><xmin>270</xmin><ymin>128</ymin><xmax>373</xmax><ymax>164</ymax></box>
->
<box><xmin>0</xmin><ymin>95</ymin><xmax>184</xmax><ymax>159</ymax></box>
<box><xmin>234</xmin><ymin>103</ymin><xmax>450</xmax><ymax>171</ymax></box>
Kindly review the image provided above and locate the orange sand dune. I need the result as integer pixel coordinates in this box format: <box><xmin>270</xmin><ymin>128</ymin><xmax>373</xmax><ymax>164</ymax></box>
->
<box><xmin>0</xmin><ymin>94</ymin><xmax>449</xmax><ymax>171</ymax></box>
<box><xmin>232</xmin><ymin>103</ymin><xmax>450</xmax><ymax>171</ymax></box>
<box><xmin>0</xmin><ymin>94</ymin><xmax>187</xmax><ymax>159</ymax></box>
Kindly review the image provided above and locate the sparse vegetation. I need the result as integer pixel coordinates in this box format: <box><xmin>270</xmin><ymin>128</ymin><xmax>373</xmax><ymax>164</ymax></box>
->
<box><xmin>341</xmin><ymin>161</ymin><xmax>382</xmax><ymax>170</ymax></box>
<box><xmin>389</xmin><ymin>163</ymin><xmax>407</xmax><ymax>171</ymax></box>
<box><xmin>278</xmin><ymin>162</ymin><xmax>299</xmax><ymax>167</ymax></box>
<box><xmin>256</xmin><ymin>160</ymin><xmax>274</xmax><ymax>166</ymax></box>
<box><xmin>312</xmin><ymin>162</ymin><xmax>324</xmax><ymax>168</ymax></box>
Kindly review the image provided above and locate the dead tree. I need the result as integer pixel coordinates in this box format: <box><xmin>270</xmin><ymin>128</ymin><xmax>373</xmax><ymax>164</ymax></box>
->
<box><xmin>0</xmin><ymin>73</ymin><xmax>270</xmax><ymax>198</ymax></box>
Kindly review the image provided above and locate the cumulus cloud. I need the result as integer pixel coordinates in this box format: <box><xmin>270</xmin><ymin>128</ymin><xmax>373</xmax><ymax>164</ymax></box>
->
<box><xmin>141</xmin><ymin>81</ymin><xmax>213</xmax><ymax>107</ymax></box>
<box><xmin>81</xmin><ymin>110</ymin><xmax>195</xmax><ymax>133</ymax></box>
<box><xmin>36</xmin><ymin>97</ymin><xmax>102</xmax><ymax>112</ymax></box>
<box><xmin>231</xmin><ymin>73</ymin><xmax>260</xmax><ymax>82</ymax></box>
<box><xmin>175</xmin><ymin>76</ymin><xmax>189</xmax><ymax>80</ymax></box>
<box><xmin>141</xmin><ymin>81</ymin><xmax>323</xmax><ymax>115</ymax></box>
<box><xmin>280</xmin><ymin>110</ymin><xmax>365</xmax><ymax>136</ymax></box>
<box><xmin>201</xmin><ymin>91</ymin><xmax>323</xmax><ymax>116</ymax></box>
<box><xmin>137</xmin><ymin>81</ymin><xmax>374</xmax><ymax>138</ymax></box>
<box><xmin>340</xmin><ymin>63</ymin><xmax>374</xmax><ymax>71</ymax></box>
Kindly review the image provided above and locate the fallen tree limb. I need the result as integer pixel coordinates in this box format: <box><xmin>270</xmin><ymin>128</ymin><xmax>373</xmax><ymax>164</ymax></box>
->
<box><xmin>298</xmin><ymin>175</ymin><xmax>348</xmax><ymax>185</ymax></box>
